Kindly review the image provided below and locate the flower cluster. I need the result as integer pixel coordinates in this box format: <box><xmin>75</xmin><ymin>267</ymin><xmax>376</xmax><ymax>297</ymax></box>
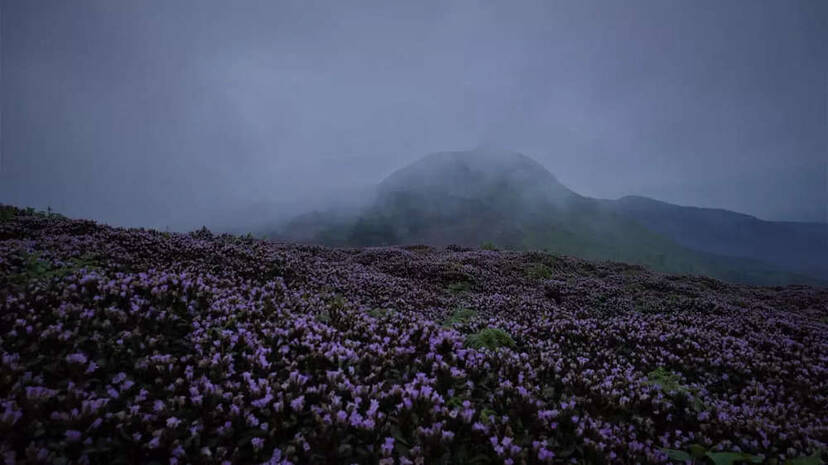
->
<box><xmin>0</xmin><ymin>206</ymin><xmax>826</xmax><ymax>464</ymax></box>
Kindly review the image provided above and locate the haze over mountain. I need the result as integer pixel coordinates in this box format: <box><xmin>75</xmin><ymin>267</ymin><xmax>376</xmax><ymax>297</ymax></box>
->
<box><xmin>279</xmin><ymin>149</ymin><xmax>827</xmax><ymax>285</ymax></box>
<box><xmin>2</xmin><ymin>1</ymin><xmax>826</xmax><ymax>231</ymax></box>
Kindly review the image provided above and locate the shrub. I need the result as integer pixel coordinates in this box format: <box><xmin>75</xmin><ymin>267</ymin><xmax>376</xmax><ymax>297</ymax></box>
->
<box><xmin>480</xmin><ymin>242</ymin><xmax>498</xmax><ymax>251</ymax></box>
<box><xmin>645</xmin><ymin>367</ymin><xmax>687</xmax><ymax>393</ymax></box>
<box><xmin>465</xmin><ymin>328</ymin><xmax>516</xmax><ymax>350</ymax></box>
<box><xmin>443</xmin><ymin>307</ymin><xmax>476</xmax><ymax>326</ymax></box>
<box><xmin>367</xmin><ymin>307</ymin><xmax>396</xmax><ymax>319</ymax></box>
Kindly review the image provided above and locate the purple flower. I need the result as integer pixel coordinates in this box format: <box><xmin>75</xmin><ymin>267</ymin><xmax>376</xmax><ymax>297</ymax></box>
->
<box><xmin>66</xmin><ymin>353</ymin><xmax>88</xmax><ymax>364</ymax></box>
<box><xmin>381</xmin><ymin>436</ymin><xmax>395</xmax><ymax>455</ymax></box>
<box><xmin>252</xmin><ymin>437</ymin><xmax>265</xmax><ymax>451</ymax></box>
<box><xmin>290</xmin><ymin>395</ymin><xmax>305</xmax><ymax>411</ymax></box>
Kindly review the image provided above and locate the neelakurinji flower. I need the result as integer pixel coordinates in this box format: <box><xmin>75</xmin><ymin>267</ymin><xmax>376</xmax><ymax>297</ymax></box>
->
<box><xmin>0</xmin><ymin>205</ymin><xmax>825</xmax><ymax>464</ymax></box>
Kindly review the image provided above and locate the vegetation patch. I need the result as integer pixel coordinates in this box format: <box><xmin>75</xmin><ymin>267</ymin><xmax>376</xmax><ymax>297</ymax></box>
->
<box><xmin>646</xmin><ymin>367</ymin><xmax>688</xmax><ymax>394</ymax></box>
<box><xmin>7</xmin><ymin>250</ymin><xmax>102</xmax><ymax>287</ymax></box>
<box><xmin>367</xmin><ymin>307</ymin><xmax>396</xmax><ymax>319</ymax></box>
<box><xmin>446</xmin><ymin>280</ymin><xmax>472</xmax><ymax>293</ymax></box>
<box><xmin>663</xmin><ymin>444</ymin><xmax>822</xmax><ymax>465</ymax></box>
<box><xmin>0</xmin><ymin>206</ymin><xmax>17</xmax><ymax>222</ymax></box>
<box><xmin>663</xmin><ymin>445</ymin><xmax>763</xmax><ymax>465</ymax></box>
<box><xmin>526</xmin><ymin>262</ymin><xmax>554</xmax><ymax>280</ymax></box>
<box><xmin>465</xmin><ymin>328</ymin><xmax>516</xmax><ymax>350</ymax></box>
<box><xmin>442</xmin><ymin>307</ymin><xmax>476</xmax><ymax>326</ymax></box>
<box><xmin>480</xmin><ymin>241</ymin><xmax>498</xmax><ymax>251</ymax></box>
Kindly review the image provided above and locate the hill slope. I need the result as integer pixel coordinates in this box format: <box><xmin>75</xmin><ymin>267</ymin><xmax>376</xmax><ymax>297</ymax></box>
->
<box><xmin>610</xmin><ymin>195</ymin><xmax>828</xmax><ymax>280</ymax></box>
<box><xmin>279</xmin><ymin>149</ymin><xmax>824</xmax><ymax>286</ymax></box>
<box><xmin>0</xmin><ymin>205</ymin><xmax>826</xmax><ymax>463</ymax></box>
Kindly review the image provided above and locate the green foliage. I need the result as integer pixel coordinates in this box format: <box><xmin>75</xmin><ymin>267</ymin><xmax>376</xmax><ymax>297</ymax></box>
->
<box><xmin>9</xmin><ymin>251</ymin><xmax>101</xmax><ymax>287</ymax></box>
<box><xmin>443</xmin><ymin>307</ymin><xmax>476</xmax><ymax>326</ymax></box>
<box><xmin>663</xmin><ymin>449</ymin><xmax>692</xmax><ymax>462</ymax></box>
<box><xmin>446</xmin><ymin>396</ymin><xmax>464</xmax><ymax>409</ymax></box>
<box><xmin>465</xmin><ymin>328</ymin><xmax>516</xmax><ymax>350</ymax></box>
<box><xmin>663</xmin><ymin>444</ymin><xmax>764</xmax><ymax>465</ymax></box>
<box><xmin>446</xmin><ymin>280</ymin><xmax>472</xmax><ymax>293</ymax></box>
<box><xmin>480</xmin><ymin>242</ymin><xmax>498</xmax><ymax>251</ymax></box>
<box><xmin>0</xmin><ymin>206</ymin><xmax>17</xmax><ymax>222</ymax></box>
<box><xmin>526</xmin><ymin>263</ymin><xmax>554</xmax><ymax>280</ymax></box>
<box><xmin>786</xmin><ymin>451</ymin><xmax>824</xmax><ymax>465</ymax></box>
<box><xmin>646</xmin><ymin>367</ymin><xmax>708</xmax><ymax>413</ymax></box>
<box><xmin>479</xmin><ymin>408</ymin><xmax>497</xmax><ymax>424</ymax></box>
<box><xmin>319</xmin><ymin>294</ymin><xmax>348</xmax><ymax>327</ymax></box>
<box><xmin>646</xmin><ymin>367</ymin><xmax>688</xmax><ymax>394</ymax></box>
<box><xmin>706</xmin><ymin>452</ymin><xmax>763</xmax><ymax>465</ymax></box>
<box><xmin>367</xmin><ymin>307</ymin><xmax>396</xmax><ymax>319</ymax></box>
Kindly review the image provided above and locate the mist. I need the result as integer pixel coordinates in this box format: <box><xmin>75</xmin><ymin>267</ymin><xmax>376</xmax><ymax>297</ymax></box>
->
<box><xmin>1</xmin><ymin>0</ymin><xmax>826</xmax><ymax>231</ymax></box>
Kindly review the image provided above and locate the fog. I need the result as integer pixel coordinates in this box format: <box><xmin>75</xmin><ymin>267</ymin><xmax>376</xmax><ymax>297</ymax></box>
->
<box><xmin>1</xmin><ymin>0</ymin><xmax>826</xmax><ymax>231</ymax></box>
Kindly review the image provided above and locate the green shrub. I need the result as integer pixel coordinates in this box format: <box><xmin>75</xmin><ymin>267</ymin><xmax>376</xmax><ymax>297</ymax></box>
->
<box><xmin>367</xmin><ymin>307</ymin><xmax>396</xmax><ymax>319</ymax></box>
<box><xmin>645</xmin><ymin>367</ymin><xmax>686</xmax><ymax>393</ymax></box>
<box><xmin>465</xmin><ymin>328</ymin><xmax>516</xmax><ymax>350</ymax></box>
<box><xmin>319</xmin><ymin>294</ymin><xmax>348</xmax><ymax>327</ymax></box>
<box><xmin>480</xmin><ymin>242</ymin><xmax>498</xmax><ymax>251</ymax></box>
<box><xmin>443</xmin><ymin>307</ymin><xmax>476</xmax><ymax>326</ymax></box>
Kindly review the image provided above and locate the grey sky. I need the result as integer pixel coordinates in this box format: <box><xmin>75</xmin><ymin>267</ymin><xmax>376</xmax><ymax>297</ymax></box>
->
<box><xmin>1</xmin><ymin>0</ymin><xmax>826</xmax><ymax>230</ymax></box>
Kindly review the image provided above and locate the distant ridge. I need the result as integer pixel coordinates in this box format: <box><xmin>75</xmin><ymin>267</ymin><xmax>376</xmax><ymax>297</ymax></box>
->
<box><xmin>611</xmin><ymin>195</ymin><xmax>828</xmax><ymax>280</ymax></box>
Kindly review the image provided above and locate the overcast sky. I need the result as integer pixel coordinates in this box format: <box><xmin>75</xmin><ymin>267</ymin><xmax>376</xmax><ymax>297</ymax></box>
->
<box><xmin>1</xmin><ymin>0</ymin><xmax>826</xmax><ymax>230</ymax></box>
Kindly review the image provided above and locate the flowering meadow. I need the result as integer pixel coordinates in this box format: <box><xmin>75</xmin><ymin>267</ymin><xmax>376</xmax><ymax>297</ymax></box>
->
<box><xmin>0</xmin><ymin>206</ymin><xmax>826</xmax><ymax>465</ymax></box>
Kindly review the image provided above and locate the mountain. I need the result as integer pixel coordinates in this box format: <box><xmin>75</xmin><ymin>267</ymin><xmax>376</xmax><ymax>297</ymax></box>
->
<box><xmin>278</xmin><ymin>149</ymin><xmax>825</xmax><ymax>285</ymax></box>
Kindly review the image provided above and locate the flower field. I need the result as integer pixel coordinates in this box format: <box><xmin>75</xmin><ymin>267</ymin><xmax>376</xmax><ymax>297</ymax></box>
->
<box><xmin>0</xmin><ymin>206</ymin><xmax>826</xmax><ymax>464</ymax></box>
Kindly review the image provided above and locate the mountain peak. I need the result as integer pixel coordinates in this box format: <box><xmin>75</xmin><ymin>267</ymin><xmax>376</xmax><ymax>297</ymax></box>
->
<box><xmin>378</xmin><ymin>149</ymin><xmax>575</xmax><ymax>202</ymax></box>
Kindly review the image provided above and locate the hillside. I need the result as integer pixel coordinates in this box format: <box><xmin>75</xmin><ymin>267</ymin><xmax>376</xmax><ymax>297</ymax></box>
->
<box><xmin>279</xmin><ymin>150</ymin><xmax>825</xmax><ymax>286</ymax></box>
<box><xmin>610</xmin><ymin>196</ymin><xmax>828</xmax><ymax>281</ymax></box>
<box><xmin>1</xmin><ymin>205</ymin><xmax>826</xmax><ymax>464</ymax></box>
